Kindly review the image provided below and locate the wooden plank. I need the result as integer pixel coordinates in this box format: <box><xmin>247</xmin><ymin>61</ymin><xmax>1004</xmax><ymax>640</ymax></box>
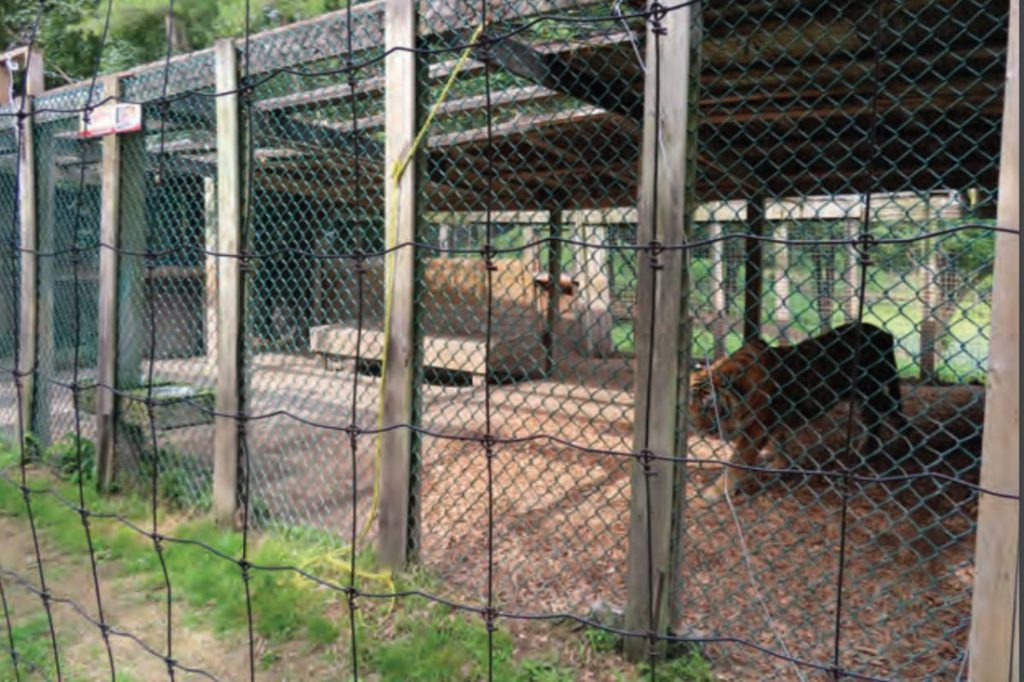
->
<box><xmin>378</xmin><ymin>0</ymin><xmax>419</xmax><ymax>569</ymax></box>
<box><xmin>624</xmin><ymin>2</ymin><xmax>696</xmax><ymax>661</ymax></box>
<box><xmin>569</xmin><ymin>215</ymin><xmax>612</xmax><ymax>356</ymax></box>
<box><xmin>708</xmin><ymin>222</ymin><xmax>727</xmax><ymax>357</ymax></box>
<box><xmin>842</xmin><ymin>216</ymin><xmax>860</xmax><ymax>322</ymax></box>
<box><xmin>743</xmin><ymin>197</ymin><xmax>765</xmax><ymax>343</ymax></box>
<box><xmin>95</xmin><ymin>75</ymin><xmax>121</xmax><ymax>490</ymax></box>
<box><xmin>772</xmin><ymin>221</ymin><xmax>791</xmax><ymax>341</ymax></box>
<box><xmin>543</xmin><ymin>211</ymin><xmax>563</xmax><ymax>375</ymax></box>
<box><xmin>968</xmin><ymin>1</ymin><xmax>1019</xmax><ymax>679</ymax></box>
<box><xmin>480</xmin><ymin>36</ymin><xmax>643</xmax><ymax>120</ymax></box>
<box><xmin>16</xmin><ymin>94</ymin><xmax>38</xmax><ymax>445</ymax></box>
<box><xmin>213</xmin><ymin>39</ymin><xmax>242</xmax><ymax>526</ymax></box>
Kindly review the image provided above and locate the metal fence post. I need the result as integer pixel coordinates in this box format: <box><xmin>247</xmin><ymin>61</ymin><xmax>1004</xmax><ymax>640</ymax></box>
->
<box><xmin>625</xmin><ymin>1</ymin><xmax>696</xmax><ymax>660</ymax></box>
<box><xmin>96</xmin><ymin>75</ymin><xmax>122</xmax><ymax>490</ymax></box>
<box><xmin>967</xmin><ymin>0</ymin><xmax>1019</xmax><ymax>678</ymax></box>
<box><xmin>214</xmin><ymin>38</ymin><xmax>243</xmax><ymax>525</ymax></box>
<box><xmin>378</xmin><ymin>0</ymin><xmax>419</xmax><ymax>569</ymax></box>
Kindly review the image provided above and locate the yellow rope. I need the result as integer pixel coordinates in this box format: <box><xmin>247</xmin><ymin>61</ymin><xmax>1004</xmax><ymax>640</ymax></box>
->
<box><xmin>304</xmin><ymin>22</ymin><xmax>488</xmax><ymax>610</ymax></box>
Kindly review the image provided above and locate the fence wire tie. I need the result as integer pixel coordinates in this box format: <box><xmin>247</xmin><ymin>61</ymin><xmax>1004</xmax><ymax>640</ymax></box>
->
<box><xmin>637</xmin><ymin>448</ymin><xmax>657</xmax><ymax>477</ymax></box>
<box><xmin>352</xmin><ymin>252</ymin><xmax>367</xmax><ymax>274</ymax></box>
<box><xmin>238</xmin><ymin>559</ymin><xmax>252</xmax><ymax>584</ymax></box>
<box><xmin>482</xmin><ymin>606</ymin><xmax>499</xmax><ymax>633</ymax></box>
<box><xmin>482</xmin><ymin>434</ymin><xmax>497</xmax><ymax>458</ymax></box>
<box><xmin>481</xmin><ymin>245</ymin><xmax>498</xmax><ymax>272</ymax></box>
<box><xmin>648</xmin><ymin>1</ymin><xmax>668</xmax><ymax>35</ymax></box>
<box><xmin>852</xmin><ymin>233</ymin><xmax>878</xmax><ymax>265</ymax></box>
<box><xmin>646</xmin><ymin>241</ymin><xmax>664</xmax><ymax>270</ymax></box>
<box><xmin>239</xmin><ymin>253</ymin><xmax>256</xmax><ymax>274</ymax></box>
<box><xmin>345</xmin><ymin>586</ymin><xmax>360</xmax><ymax>612</ymax></box>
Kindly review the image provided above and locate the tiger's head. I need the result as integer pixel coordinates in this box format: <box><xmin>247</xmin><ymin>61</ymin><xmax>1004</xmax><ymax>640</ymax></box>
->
<box><xmin>688</xmin><ymin>339</ymin><xmax>773</xmax><ymax>438</ymax></box>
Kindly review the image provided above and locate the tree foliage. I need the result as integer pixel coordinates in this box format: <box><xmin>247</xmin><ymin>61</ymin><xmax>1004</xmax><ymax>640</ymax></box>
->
<box><xmin>1</xmin><ymin>0</ymin><xmax>350</xmax><ymax>87</ymax></box>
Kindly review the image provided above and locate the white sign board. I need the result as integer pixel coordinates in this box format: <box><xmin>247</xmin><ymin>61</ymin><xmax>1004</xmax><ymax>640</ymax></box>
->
<box><xmin>79</xmin><ymin>103</ymin><xmax>143</xmax><ymax>138</ymax></box>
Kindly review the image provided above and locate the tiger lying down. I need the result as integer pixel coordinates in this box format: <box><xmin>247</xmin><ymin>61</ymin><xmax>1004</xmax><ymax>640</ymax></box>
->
<box><xmin>688</xmin><ymin>322</ymin><xmax>907</xmax><ymax>501</ymax></box>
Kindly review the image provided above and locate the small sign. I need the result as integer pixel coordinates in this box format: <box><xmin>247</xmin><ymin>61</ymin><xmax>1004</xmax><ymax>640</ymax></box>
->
<box><xmin>78</xmin><ymin>103</ymin><xmax>143</xmax><ymax>138</ymax></box>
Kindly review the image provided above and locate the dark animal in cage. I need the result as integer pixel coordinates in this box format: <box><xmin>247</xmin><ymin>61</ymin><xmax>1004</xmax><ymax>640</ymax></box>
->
<box><xmin>688</xmin><ymin>322</ymin><xmax>907</xmax><ymax>500</ymax></box>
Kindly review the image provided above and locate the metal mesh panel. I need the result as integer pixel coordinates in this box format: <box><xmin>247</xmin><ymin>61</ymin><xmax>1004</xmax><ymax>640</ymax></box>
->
<box><xmin>677</xmin><ymin>1</ymin><xmax>1008</xmax><ymax>678</ymax></box>
<box><xmin>410</xmin><ymin>0</ymin><xmax>643</xmax><ymax>614</ymax></box>
<box><xmin>0</xmin><ymin>1</ymin><xmax>1013</xmax><ymax>679</ymax></box>
<box><xmin>29</xmin><ymin>86</ymin><xmax>104</xmax><ymax>457</ymax></box>
<box><xmin>75</xmin><ymin>66</ymin><xmax>217</xmax><ymax>506</ymax></box>
<box><xmin>0</xmin><ymin>106</ymin><xmax>17</xmax><ymax>442</ymax></box>
<box><xmin>242</xmin><ymin>21</ymin><xmax>386</xmax><ymax>536</ymax></box>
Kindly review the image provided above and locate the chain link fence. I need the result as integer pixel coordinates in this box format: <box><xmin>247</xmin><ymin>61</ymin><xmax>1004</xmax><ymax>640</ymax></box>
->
<box><xmin>0</xmin><ymin>0</ymin><xmax>1014</xmax><ymax>679</ymax></box>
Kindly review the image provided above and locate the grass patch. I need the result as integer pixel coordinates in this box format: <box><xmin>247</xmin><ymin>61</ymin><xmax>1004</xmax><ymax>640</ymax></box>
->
<box><xmin>0</xmin><ymin>442</ymin><xmax>712</xmax><ymax>680</ymax></box>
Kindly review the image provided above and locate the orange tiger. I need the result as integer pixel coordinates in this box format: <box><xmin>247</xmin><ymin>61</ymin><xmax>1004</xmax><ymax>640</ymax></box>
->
<box><xmin>688</xmin><ymin>322</ymin><xmax>906</xmax><ymax>499</ymax></box>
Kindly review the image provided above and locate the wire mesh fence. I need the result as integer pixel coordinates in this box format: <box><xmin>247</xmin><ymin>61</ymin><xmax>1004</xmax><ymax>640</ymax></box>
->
<box><xmin>0</xmin><ymin>0</ymin><xmax>1018</xmax><ymax>680</ymax></box>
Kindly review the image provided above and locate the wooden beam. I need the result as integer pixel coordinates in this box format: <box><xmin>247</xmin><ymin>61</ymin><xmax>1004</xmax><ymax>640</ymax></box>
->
<box><xmin>95</xmin><ymin>75</ymin><xmax>122</xmax><ymax>490</ymax></box>
<box><xmin>378</xmin><ymin>0</ymin><xmax>419</xmax><ymax>569</ymax></box>
<box><xmin>478</xmin><ymin>36</ymin><xmax>643</xmax><ymax>120</ymax></box>
<box><xmin>743</xmin><ymin>197</ymin><xmax>765</xmax><ymax>343</ymax></box>
<box><xmin>256</xmin><ymin>29</ymin><xmax>633</xmax><ymax>114</ymax></box>
<box><xmin>625</xmin><ymin>2</ymin><xmax>696</xmax><ymax>661</ymax></box>
<box><xmin>213</xmin><ymin>38</ymin><xmax>242</xmax><ymax>526</ymax></box>
<box><xmin>968</xmin><ymin>1</ymin><xmax>1019</xmax><ymax>679</ymax></box>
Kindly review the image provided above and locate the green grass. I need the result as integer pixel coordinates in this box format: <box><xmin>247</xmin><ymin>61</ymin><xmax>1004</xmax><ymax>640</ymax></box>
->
<box><xmin>0</xmin><ymin>615</ymin><xmax>58</xmax><ymax>680</ymax></box>
<box><xmin>0</xmin><ymin>443</ymin><xmax>715</xmax><ymax>681</ymax></box>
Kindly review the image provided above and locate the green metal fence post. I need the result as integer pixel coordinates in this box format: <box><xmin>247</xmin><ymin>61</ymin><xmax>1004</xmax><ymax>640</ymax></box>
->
<box><xmin>624</xmin><ymin>1</ymin><xmax>697</xmax><ymax>661</ymax></box>
<box><xmin>378</xmin><ymin>0</ymin><xmax>419</xmax><ymax>569</ymax></box>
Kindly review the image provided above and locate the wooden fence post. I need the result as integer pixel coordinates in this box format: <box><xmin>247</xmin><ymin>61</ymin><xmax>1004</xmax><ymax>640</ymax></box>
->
<box><xmin>569</xmin><ymin>215</ymin><xmax>612</xmax><ymax>357</ymax></box>
<box><xmin>843</xmin><ymin>215</ymin><xmax>860</xmax><ymax>322</ymax></box>
<box><xmin>543</xmin><ymin>209</ymin><xmax>562</xmax><ymax>374</ymax></box>
<box><xmin>95</xmin><ymin>75</ymin><xmax>122</xmax><ymax>490</ymax></box>
<box><xmin>625</xmin><ymin>1</ymin><xmax>696</xmax><ymax>661</ymax></box>
<box><xmin>16</xmin><ymin>91</ymin><xmax>39</xmax><ymax>445</ymax></box>
<box><xmin>968</xmin><ymin>1</ymin><xmax>1019</xmax><ymax>678</ymax></box>
<box><xmin>708</xmin><ymin>221</ymin><xmax>727</xmax><ymax>356</ymax></box>
<box><xmin>214</xmin><ymin>38</ymin><xmax>243</xmax><ymax>525</ymax></box>
<box><xmin>378</xmin><ymin>0</ymin><xmax>419</xmax><ymax>569</ymax></box>
<box><xmin>772</xmin><ymin>221</ymin><xmax>791</xmax><ymax>341</ymax></box>
<box><xmin>743</xmin><ymin>197</ymin><xmax>765</xmax><ymax>343</ymax></box>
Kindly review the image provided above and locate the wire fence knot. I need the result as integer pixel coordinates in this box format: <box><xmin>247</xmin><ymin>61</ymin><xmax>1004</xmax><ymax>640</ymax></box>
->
<box><xmin>637</xmin><ymin>448</ymin><xmax>658</xmax><ymax>477</ymax></box>
<box><xmin>648</xmin><ymin>1</ymin><xmax>669</xmax><ymax>35</ymax></box>
<box><xmin>482</xmin><ymin>607</ymin><xmax>498</xmax><ymax>632</ymax></box>
<box><xmin>851</xmin><ymin>232</ymin><xmax>878</xmax><ymax>265</ymax></box>
<box><xmin>481</xmin><ymin>244</ymin><xmax>498</xmax><ymax>271</ymax></box>
<box><xmin>647</xmin><ymin>241</ymin><xmax>664</xmax><ymax>270</ymax></box>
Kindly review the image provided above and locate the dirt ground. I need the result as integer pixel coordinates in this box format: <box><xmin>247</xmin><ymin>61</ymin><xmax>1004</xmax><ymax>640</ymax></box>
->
<box><xmin>0</xmin><ymin>514</ymin><xmax>347</xmax><ymax>681</ymax></box>
<box><xmin>0</xmin><ymin>354</ymin><xmax>985</xmax><ymax>681</ymax></box>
